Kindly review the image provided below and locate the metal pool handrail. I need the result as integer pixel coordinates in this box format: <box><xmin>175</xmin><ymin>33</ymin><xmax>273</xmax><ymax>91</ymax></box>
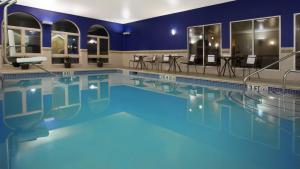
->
<box><xmin>243</xmin><ymin>51</ymin><xmax>300</xmax><ymax>88</ymax></box>
<box><xmin>282</xmin><ymin>69</ymin><xmax>300</xmax><ymax>94</ymax></box>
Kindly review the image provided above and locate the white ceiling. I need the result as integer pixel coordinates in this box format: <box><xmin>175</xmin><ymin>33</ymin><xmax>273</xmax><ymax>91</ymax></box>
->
<box><xmin>17</xmin><ymin>0</ymin><xmax>234</xmax><ymax>24</ymax></box>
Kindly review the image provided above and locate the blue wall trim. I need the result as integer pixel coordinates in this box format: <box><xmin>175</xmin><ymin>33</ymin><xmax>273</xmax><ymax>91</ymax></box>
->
<box><xmin>123</xmin><ymin>0</ymin><xmax>300</xmax><ymax>51</ymax></box>
<box><xmin>1</xmin><ymin>1</ymin><xmax>300</xmax><ymax>51</ymax></box>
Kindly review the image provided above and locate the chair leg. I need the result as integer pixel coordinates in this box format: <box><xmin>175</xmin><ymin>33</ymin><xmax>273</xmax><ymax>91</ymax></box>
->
<box><xmin>195</xmin><ymin>64</ymin><xmax>197</xmax><ymax>73</ymax></box>
<box><xmin>203</xmin><ymin>66</ymin><xmax>206</xmax><ymax>74</ymax></box>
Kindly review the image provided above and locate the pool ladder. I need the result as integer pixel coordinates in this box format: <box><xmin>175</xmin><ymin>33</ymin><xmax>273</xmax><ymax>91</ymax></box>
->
<box><xmin>243</xmin><ymin>51</ymin><xmax>300</xmax><ymax>93</ymax></box>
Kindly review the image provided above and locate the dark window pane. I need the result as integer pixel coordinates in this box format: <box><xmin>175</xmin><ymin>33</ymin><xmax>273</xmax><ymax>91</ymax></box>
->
<box><xmin>204</xmin><ymin>24</ymin><xmax>221</xmax><ymax>66</ymax></box>
<box><xmin>88</xmin><ymin>25</ymin><xmax>108</xmax><ymax>37</ymax></box>
<box><xmin>254</xmin><ymin>17</ymin><xmax>279</xmax><ymax>69</ymax></box>
<box><xmin>231</xmin><ymin>20</ymin><xmax>253</xmax><ymax>66</ymax></box>
<box><xmin>188</xmin><ymin>27</ymin><xmax>204</xmax><ymax>65</ymax></box>
<box><xmin>53</xmin><ymin>20</ymin><xmax>79</xmax><ymax>33</ymax></box>
<box><xmin>100</xmin><ymin>38</ymin><xmax>109</xmax><ymax>55</ymax></box>
<box><xmin>52</xmin><ymin>33</ymin><xmax>65</xmax><ymax>54</ymax></box>
<box><xmin>7</xmin><ymin>29</ymin><xmax>21</xmax><ymax>56</ymax></box>
<box><xmin>87</xmin><ymin>37</ymin><xmax>97</xmax><ymax>55</ymax></box>
<box><xmin>296</xmin><ymin>15</ymin><xmax>300</xmax><ymax>70</ymax></box>
<box><xmin>25</xmin><ymin>30</ymin><xmax>41</xmax><ymax>53</ymax></box>
<box><xmin>8</xmin><ymin>13</ymin><xmax>40</xmax><ymax>29</ymax></box>
<box><xmin>68</xmin><ymin>35</ymin><xmax>79</xmax><ymax>54</ymax></box>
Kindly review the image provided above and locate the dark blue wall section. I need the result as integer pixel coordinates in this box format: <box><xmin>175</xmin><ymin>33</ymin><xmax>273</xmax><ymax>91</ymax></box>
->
<box><xmin>1</xmin><ymin>1</ymin><xmax>300</xmax><ymax>51</ymax></box>
<box><xmin>0</xmin><ymin>5</ymin><xmax>124</xmax><ymax>50</ymax></box>
<box><xmin>123</xmin><ymin>0</ymin><xmax>300</xmax><ymax>51</ymax></box>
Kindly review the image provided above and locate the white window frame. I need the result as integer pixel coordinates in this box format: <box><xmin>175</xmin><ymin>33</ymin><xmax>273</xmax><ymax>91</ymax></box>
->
<box><xmin>87</xmin><ymin>34</ymin><xmax>110</xmax><ymax>58</ymax></box>
<box><xmin>230</xmin><ymin>15</ymin><xmax>281</xmax><ymax>71</ymax></box>
<box><xmin>7</xmin><ymin>25</ymin><xmax>42</xmax><ymax>58</ymax></box>
<box><xmin>52</xmin><ymin>30</ymin><xmax>80</xmax><ymax>58</ymax></box>
<box><xmin>294</xmin><ymin>13</ymin><xmax>300</xmax><ymax>70</ymax></box>
<box><xmin>51</xmin><ymin>20</ymin><xmax>80</xmax><ymax>61</ymax></box>
<box><xmin>187</xmin><ymin>23</ymin><xmax>222</xmax><ymax>67</ymax></box>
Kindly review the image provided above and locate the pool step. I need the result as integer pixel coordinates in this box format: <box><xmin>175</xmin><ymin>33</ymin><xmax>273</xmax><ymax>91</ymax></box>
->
<box><xmin>227</xmin><ymin>91</ymin><xmax>300</xmax><ymax>120</ymax></box>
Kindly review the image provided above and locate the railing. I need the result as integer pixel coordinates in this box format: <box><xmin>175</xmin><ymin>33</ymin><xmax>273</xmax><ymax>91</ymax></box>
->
<box><xmin>282</xmin><ymin>69</ymin><xmax>300</xmax><ymax>94</ymax></box>
<box><xmin>243</xmin><ymin>51</ymin><xmax>300</xmax><ymax>88</ymax></box>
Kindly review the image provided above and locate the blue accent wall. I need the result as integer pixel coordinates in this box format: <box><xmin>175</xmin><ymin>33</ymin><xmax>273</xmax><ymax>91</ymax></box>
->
<box><xmin>1</xmin><ymin>1</ymin><xmax>300</xmax><ymax>51</ymax></box>
<box><xmin>0</xmin><ymin>5</ymin><xmax>124</xmax><ymax>50</ymax></box>
<box><xmin>123</xmin><ymin>0</ymin><xmax>300</xmax><ymax>51</ymax></box>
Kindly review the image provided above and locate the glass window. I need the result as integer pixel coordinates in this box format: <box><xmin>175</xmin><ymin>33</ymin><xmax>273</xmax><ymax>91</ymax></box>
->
<box><xmin>87</xmin><ymin>25</ymin><xmax>110</xmax><ymax>57</ymax></box>
<box><xmin>52</xmin><ymin>20</ymin><xmax>80</xmax><ymax>59</ymax></box>
<box><xmin>7</xmin><ymin>29</ymin><xmax>21</xmax><ymax>55</ymax></box>
<box><xmin>8</xmin><ymin>13</ymin><xmax>40</xmax><ymax>29</ymax></box>
<box><xmin>296</xmin><ymin>14</ymin><xmax>300</xmax><ymax>70</ymax></box>
<box><xmin>204</xmin><ymin>24</ymin><xmax>221</xmax><ymax>66</ymax></box>
<box><xmin>187</xmin><ymin>24</ymin><xmax>221</xmax><ymax>66</ymax></box>
<box><xmin>53</xmin><ymin>20</ymin><xmax>79</xmax><ymax>33</ymax></box>
<box><xmin>52</xmin><ymin>33</ymin><xmax>65</xmax><ymax>54</ymax></box>
<box><xmin>6</xmin><ymin>12</ymin><xmax>42</xmax><ymax>58</ymax></box>
<box><xmin>67</xmin><ymin>35</ymin><xmax>79</xmax><ymax>54</ymax></box>
<box><xmin>88</xmin><ymin>26</ymin><xmax>108</xmax><ymax>36</ymax></box>
<box><xmin>100</xmin><ymin>38</ymin><xmax>109</xmax><ymax>55</ymax></box>
<box><xmin>25</xmin><ymin>30</ymin><xmax>41</xmax><ymax>53</ymax></box>
<box><xmin>231</xmin><ymin>16</ymin><xmax>280</xmax><ymax>69</ymax></box>
<box><xmin>188</xmin><ymin>27</ymin><xmax>204</xmax><ymax>65</ymax></box>
<box><xmin>231</xmin><ymin>21</ymin><xmax>253</xmax><ymax>58</ymax></box>
<box><xmin>87</xmin><ymin>37</ymin><xmax>97</xmax><ymax>55</ymax></box>
<box><xmin>254</xmin><ymin>17</ymin><xmax>279</xmax><ymax>69</ymax></box>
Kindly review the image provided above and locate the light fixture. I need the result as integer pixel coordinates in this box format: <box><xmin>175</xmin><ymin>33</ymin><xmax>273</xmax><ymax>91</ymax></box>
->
<box><xmin>199</xmin><ymin>35</ymin><xmax>203</xmax><ymax>39</ymax></box>
<box><xmin>122</xmin><ymin>8</ymin><xmax>130</xmax><ymax>19</ymax></box>
<box><xmin>42</xmin><ymin>21</ymin><xmax>53</xmax><ymax>25</ymax></box>
<box><xmin>198</xmin><ymin>105</ymin><xmax>203</xmax><ymax>110</ymax></box>
<box><xmin>189</xmin><ymin>108</ymin><xmax>192</xmax><ymax>112</ymax></box>
<box><xmin>190</xmin><ymin>39</ymin><xmax>196</xmax><ymax>44</ymax></box>
<box><xmin>269</xmin><ymin>40</ymin><xmax>275</xmax><ymax>46</ymax></box>
<box><xmin>215</xmin><ymin>43</ymin><xmax>219</xmax><ymax>48</ymax></box>
<box><xmin>88</xmin><ymin>39</ymin><xmax>97</xmax><ymax>44</ymax></box>
<box><xmin>171</xmin><ymin>29</ymin><xmax>177</xmax><ymax>36</ymax></box>
<box><xmin>211</xmin><ymin>36</ymin><xmax>214</xmax><ymax>40</ymax></box>
<box><xmin>123</xmin><ymin>32</ymin><xmax>131</xmax><ymax>35</ymax></box>
<box><xmin>209</xmin><ymin>42</ymin><xmax>212</xmax><ymax>47</ymax></box>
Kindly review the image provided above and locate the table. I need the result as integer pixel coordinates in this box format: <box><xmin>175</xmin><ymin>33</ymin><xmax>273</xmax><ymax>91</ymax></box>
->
<box><xmin>219</xmin><ymin>56</ymin><xmax>235</xmax><ymax>77</ymax></box>
<box><xmin>135</xmin><ymin>56</ymin><xmax>148</xmax><ymax>70</ymax></box>
<box><xmin>168</xmin><ymin>56</ymin><xmax>183</xmax><ymax>73</ymax></box>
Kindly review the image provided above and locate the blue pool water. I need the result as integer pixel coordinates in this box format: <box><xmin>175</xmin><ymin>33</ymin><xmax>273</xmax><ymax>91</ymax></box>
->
<box><xmin>0</xmin><ymin>73</ymin><xmax>299</xmax><ymax>169</ymax></box>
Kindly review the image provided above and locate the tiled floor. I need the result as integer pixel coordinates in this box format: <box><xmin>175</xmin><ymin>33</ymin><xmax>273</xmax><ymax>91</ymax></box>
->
<box><xmin>0</xmin><ymin>65</ymin><xmax>299</xmax><ymax>90</ymax></box>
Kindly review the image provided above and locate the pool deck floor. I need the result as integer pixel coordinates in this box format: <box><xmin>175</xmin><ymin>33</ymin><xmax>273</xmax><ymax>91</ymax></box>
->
<box><xmin>0</xmin><ymin>65</ymin><xmax>299</xmax><ymax>90</ymax></box>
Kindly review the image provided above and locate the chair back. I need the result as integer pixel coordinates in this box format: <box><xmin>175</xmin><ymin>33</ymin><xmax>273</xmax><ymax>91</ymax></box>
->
<box><xmin>152</xmin><ymin>55</ymin><xmax>157</xmax><ymax>61</ymax></box>
<box><xmin>134</xmin><ymin>55</ymin><xmax>140</xmax><ymax>61</ymax></box>
<box><xmin>163</xmin><ymin>55</ymin><xmax>170</xmax><ymax>62</ymax></box>
<box><xmin>207</xmin><ymin>55</ymin><xmax>216</xmax><ymax>63</ymax></box>
<box><xmin>189</xmin><ymin>55</ymin><xmax>196</xmax><ymax>62</ymax></box>
<box><xmin>247</xmin><ymin>55</ymin><xmax>256</xmax><ymax>65</ymax></box>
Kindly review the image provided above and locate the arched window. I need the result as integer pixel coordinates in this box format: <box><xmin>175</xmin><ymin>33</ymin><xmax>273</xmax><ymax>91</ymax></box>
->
<box><xmin>52</xmin><ymin>20</ymin><xmax>80</xmax><ymax>64</ymax></box>
<box><xmin>7</xmin><ymin>12</ymin><xmax>42</xmax><ymax>59</ymax></box>
<box><xmin>87</xmin><ymin>25</ymin><xmax>109</xmax><ymax>64</ymax></box>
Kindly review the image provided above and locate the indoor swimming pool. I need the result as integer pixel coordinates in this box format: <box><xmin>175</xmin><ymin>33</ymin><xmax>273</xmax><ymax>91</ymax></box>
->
<box><xmin>0</xmin><ymin>73</ymin><xmax>299</xmax><ymax>169</ymax></box>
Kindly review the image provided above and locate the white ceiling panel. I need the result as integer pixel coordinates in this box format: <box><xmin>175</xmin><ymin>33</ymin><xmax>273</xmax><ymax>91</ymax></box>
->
<box><xmin>17</xmin><ymin>0</ymin><xmax>234</xmax><ymax>24</ymax></box>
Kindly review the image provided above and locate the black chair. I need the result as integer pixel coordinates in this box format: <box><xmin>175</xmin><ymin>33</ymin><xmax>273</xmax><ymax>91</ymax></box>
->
<box><xmin>203</xmin><ymin>55</ymin><xmax>220</xmax><ymax>75</ymax></box>
<box><xmin>158</xmin><ymin>55</ymin><xmax>171</xmax><ymax>71</ymax></box>
<box><xmin>128</xmin><ymin>55</ymin><xmax>140</xmax><ymax>68</ymax></box>
<box><xmin>145</xmin><ymin>55</ymin><xmax>158</xmax><ymax>70</ymax></box>
<box><xmin>242</xmin><ymin>55</ymin><xmax>260</xmax><ymax>78</ymax></box>
<box><xmin>181</xmin><ymin>54</ymin><xmax>197</xmax><ymax>73</ymax></box>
